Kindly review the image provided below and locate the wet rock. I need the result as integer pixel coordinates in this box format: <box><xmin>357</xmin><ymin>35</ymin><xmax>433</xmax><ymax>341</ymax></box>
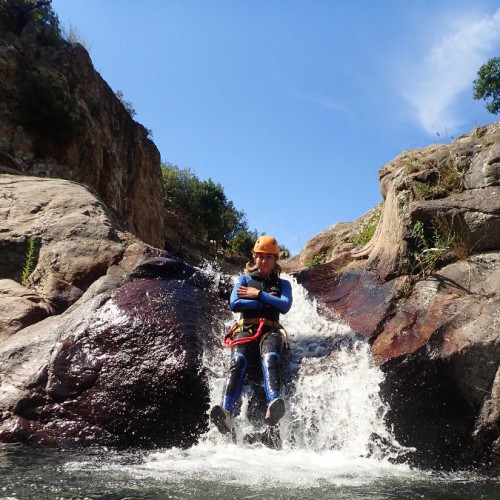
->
<box><xmin>0</xmin><ymin>258</ymin><xmax>230</xmax><ymax>448</ymax></box>
<box><xmin>472</xmin><ymin>366</ymin><xmax>500</xmax><ymax>472</ymax></box>
<box><xmin>296</xmin><ymin>266</ymin><xmax>406</xmax><ymax>340</ymax></box>
<box><xmin>380</xmin><ymin>353</ymin><xmax>476</xmax><ymax>470</ymax></box>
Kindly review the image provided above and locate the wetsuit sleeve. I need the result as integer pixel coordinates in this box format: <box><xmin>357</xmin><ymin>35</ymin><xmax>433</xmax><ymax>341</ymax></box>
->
<box><xmin>230</xmin><ymin>276</ymin><xmax>293</xmax><ymax>314</ymax></box>
<box><xmin>230</xmin><ymin>276</ymin><xmax>262</xmax><ymax>312</ymax></box>
<box><xmin>259</xmin><ymin>279</ymin><xmax>293</xmax><ymax>314</ymax></box>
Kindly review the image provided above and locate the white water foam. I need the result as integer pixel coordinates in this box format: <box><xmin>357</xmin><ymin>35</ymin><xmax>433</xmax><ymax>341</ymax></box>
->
<box><xmin>136</xmin><ymin>273</ymin><xmax>414</xmax><ymax>488</ymax></box>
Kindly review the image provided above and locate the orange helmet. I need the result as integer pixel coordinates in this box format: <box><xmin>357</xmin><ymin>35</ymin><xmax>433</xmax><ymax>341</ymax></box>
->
<box><xmin>253</xmin><ymin>235</ymin><xmax>279</xmax><ymax>255</ymax></box>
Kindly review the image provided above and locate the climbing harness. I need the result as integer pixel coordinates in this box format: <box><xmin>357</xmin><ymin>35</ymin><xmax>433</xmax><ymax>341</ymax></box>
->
<box><xmin>223</xmin><ymin>317</ymin><xmax>288</xmax><ymax>349</ymax></box>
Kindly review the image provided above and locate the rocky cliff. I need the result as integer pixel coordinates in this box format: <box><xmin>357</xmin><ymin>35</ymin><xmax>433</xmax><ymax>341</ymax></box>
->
<box><xmin>0</xmin><ymin>173</ymin><xmax>232</xmax><ymax>447</ymax></box>
<box><xmin>286</xmin><ymin>122</ymin><xmax>500</xmax><ymax>471</ymax></box>
<box><xmin>0</xmin><ymin>19</ymin><xmax>164</xmax><ymax>248</ymax></box>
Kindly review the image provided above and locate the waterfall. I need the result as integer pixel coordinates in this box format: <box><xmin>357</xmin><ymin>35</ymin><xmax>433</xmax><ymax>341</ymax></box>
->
<box><xmin>205</xmin><ymin>274</ymin><xmax>404</xmax><ymax>458</ymax></box>
<box><xmin>10</xmin><ymin>268</ymin><xmax>495</xmax><ymax>498</ymax></box>
<box><xmin>139</xmin><ymin>273</ymin><xmax>413</xmax><ymax>490</ymax></box>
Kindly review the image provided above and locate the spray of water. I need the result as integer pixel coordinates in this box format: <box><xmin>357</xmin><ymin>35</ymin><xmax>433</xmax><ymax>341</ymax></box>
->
<box><xmin>131</xmin><ymin>272</ymin><xmax>414</xmax><ymax>489</ymax></box>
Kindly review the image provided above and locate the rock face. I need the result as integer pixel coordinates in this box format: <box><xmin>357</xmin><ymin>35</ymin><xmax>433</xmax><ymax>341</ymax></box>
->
<box><xmin>284</xmin><ymin>204</ymin><xmax>382</xmax><ymax>274</ymax></box>
<box><xmin>0</xmin><ymin>26</ymin><xmax>164</xmax><ymax>248</ymax></box>
<box><xmin>0</xmin><ymin>174</ymin><xmax>131</xmax><ymax>314</ymax></box>
<box><xmin>1</xmin><ymin>8</ymin><xmax>499</xmax><ymax>470</ymax></box>
<box><xmin>0</xmin><ymin>279</ymin><xmax>54</xmax><ymax>338</ymax></box>
<box><xmin>0</xmin><ymin>18</ymin><xmax>230</xmax><ymax>450</ymax></box>
<box><xmin>292</xmin><ymin>122</ymin><xmax>500</xmax><ymax>471</ymax></box>
<box><xmin>0</xmin><ymin>257</ymin><xmax>230</xmax><ymax>447</ymax></box>
<box><xmin>0</xmin><ymin>173</ymin><xmax>231</xmax><ymax>447</ymax></box>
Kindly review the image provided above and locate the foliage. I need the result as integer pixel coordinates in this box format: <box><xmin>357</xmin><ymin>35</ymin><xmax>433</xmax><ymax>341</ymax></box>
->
<box><xmin>400</xmin><ymin>277</ymin><xmax>414</xmax><ymax>299</ymax></box>
<box><xmin>20</xmin><ymin>235</ymin><xmax>36</xmax><ymax>286</ymax></box>
<box><xmin>162</xmin><ymin>162</ymin><xmax>248</xmax><ymax>251</ymax></box>
<box><xmin>432</xmin><ymin>215</ymin><xmax>471</xmax><ymax>262</ymax></box>
<box><xmin>473</xmin><ymin>56</ymin><xmax>500</xmax><ymax>115</ymax></box>
<box><xmin>61</xmin><ymin>22</ymin><xmax>92</xmax><ymax>51</ymax></box>
<box><xmin>415</xmin><ymin>181</ymin><xmax>432</xmax><ymax>199</ymax></box>
<box><xmin>231</xmin><ymin>229</ymin><xmax>258</xmax><ymax>258</ymax></box>
<box><xmin>115</xmin><ymin>90</ymin><xmax>136</xmax><ymax>118</ymax></box>
<box><xmin>350</xmin><ymin>214</ymin><xmax>379</xmax><ymax>246</ymax></box>
<box><xmin>411</xmin><ymin>152</ymin><xmax>470</xmax><ymax>200</ymax></box>
<box><xmin>0</xmin><ymin>0</ymin><xmax>61</xmax><ymax>38</ymax></box>
<box><xmin>403</xmin><ymin>159</ymin><xmax>422</xmax><ymax>175</ymax></box>
<box><xmin>306</xmin><ymin>252</ymin><xmax>327</xmax><ymax>269</ymax></box>
<box><xmin>434</xmin><ymin>157</ymin><xmax>469</xmax><ymax>195</ymax></box>
<box><xmin>409</xmin><ymin>220</ymin><xmax>446</xmax><ymax>276</ymax></box>
<box><xmin>279</xmin><ymin>245</ymin><xmax>291</xmax><ymax>259</ymax></box>
<box><xmin>408</xmin><ymin>215</ymin><xmax>469</xmax><ymax>277</ymax></box>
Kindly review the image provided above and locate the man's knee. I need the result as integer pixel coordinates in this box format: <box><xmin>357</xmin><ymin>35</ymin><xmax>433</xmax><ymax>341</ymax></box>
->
<box><xmin>229</xmin><ymin>351</ymin><xmax>248</xmax><ymax>374</ymax></box>
<box><xmin>262</xmin><ymin>351</ymin><xmax>281</xmax><ymax>370</ymax></box>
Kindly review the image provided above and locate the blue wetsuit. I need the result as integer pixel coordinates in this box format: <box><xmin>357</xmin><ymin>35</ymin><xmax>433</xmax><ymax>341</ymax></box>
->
<box><xmin>222</xmin><ymin>272</ymin><xmax>293</xmax><ymax>413</ymax></box>
<box><xmin>230</xmin><ymin>274</ymin><xmax>293</xmax><ymax>318</ymax></box>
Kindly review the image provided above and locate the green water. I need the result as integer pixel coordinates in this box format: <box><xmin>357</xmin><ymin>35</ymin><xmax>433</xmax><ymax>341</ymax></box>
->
<box><xmin>1</xmin><ymin>445</ymin><xmax>498</xmax><ymax>500</ymax></box>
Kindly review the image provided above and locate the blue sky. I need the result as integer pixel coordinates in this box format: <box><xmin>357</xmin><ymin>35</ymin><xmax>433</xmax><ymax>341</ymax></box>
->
<box><xmin>51</xmin><ymin>1</ymin><xmax>500</xmax><ymax>256</ymax></box>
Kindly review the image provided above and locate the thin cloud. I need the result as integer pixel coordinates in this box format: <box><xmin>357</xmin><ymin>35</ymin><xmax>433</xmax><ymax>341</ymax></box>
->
<box><xmin>400</xmin><ymin>8</ymin><xmax>500</xmax><ymax>135</ymax></box>
<box><xmin>296</xmin><ymin>92</ymin><xmax>348</xmax><ymax>113</ymax></box>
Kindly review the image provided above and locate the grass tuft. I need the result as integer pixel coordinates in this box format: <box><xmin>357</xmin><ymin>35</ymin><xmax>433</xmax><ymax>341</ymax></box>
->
<box><xmin>20</xmin><ymin>235</ymin><xmax>36</xmax><ymax>286</ymax></box>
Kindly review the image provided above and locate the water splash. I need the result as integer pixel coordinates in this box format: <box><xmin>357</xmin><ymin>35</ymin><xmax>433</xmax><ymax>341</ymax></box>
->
<box><xmin>67</xmin><ymin>266</ymin><xmax>413</xmax><ymax>489</ymax></box>
<box><xmin>192</xmin><ymin>273</ymin><xmax>409</xmax><ymax>471</ymax></box>
<box><xmin>112</xmin><ymin>272</ymin><xmax>416</xmax><ymax>493</ymax></box>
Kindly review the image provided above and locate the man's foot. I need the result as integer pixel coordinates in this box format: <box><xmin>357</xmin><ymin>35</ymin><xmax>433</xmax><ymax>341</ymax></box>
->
<box><xmin>264</xmin><ymin>397</ymin><xmax>285</xmax><ymax>426</ymax></box>
<box><xmin>210</xmin><ymin>405</ymin><xmax>232</xmax><ymax>434</ymax></box>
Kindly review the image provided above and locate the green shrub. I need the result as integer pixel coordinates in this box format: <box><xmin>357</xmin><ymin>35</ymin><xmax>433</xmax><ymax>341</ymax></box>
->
<box><xmin>115</xmin><ymin>90</ymin><xmax>136</xmax><ymax>118</ymax></box>
<box><xmin>306</xmin><ymin>252</ymin><xmax>327</xmax><ymax>269</ymax></box>
<box><xmin>409</xmin><ymin>220</ymin><xmax>445</xmax><ymax>275</ymax></box>
<box><xmin>350</xmin><ymin>215</ymin><xmax>379</xmax><ymax>246</ymax></box>
<box><xmin>162</xmin><ymin>162</ymin><xmax>248</xmax><ymax>251</ymax></box>
<box><xmin>0</xmin><ymin>0</ymin><xmax>61</xmax><ymax>39</ymax></box>
<box><xmin>437</xmin><ymin>160</ymin><xmax>469</xmax><ymax>193</ymax></box>
<box><xmin>279</xmin><ymin>245</ymin><xmax>291</xmax><ymax>259</ymax></box>
<box><xmin>410</xmin><ymin>152</ymin><xmax>470</xmax><ymax>201</ymax></box>
<box><xmin>404</xmin><ymin>159</ymin><xmax>421</xmax><ymax>174</ymax></box>
<box><xmin>415</xmin><ymin>181</ymin><xmax>432</xmax><ymax>200</ymax></box>
<box><xmin>230</xmin><ymin>229</ymin><xmax>258</xmax><ymax>258</ymax></box>
<box><xmin>408</xmin><ymin>215</ymin><xmax>468</xmax><ymax>277</ymax></box>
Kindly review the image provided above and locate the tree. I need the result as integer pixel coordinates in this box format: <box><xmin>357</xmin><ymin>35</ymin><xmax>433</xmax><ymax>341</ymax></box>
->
<box><xmin>162</xmin><ymin>162</ymin><xmax>197</xmax><ymax>208</ymax></box>
<box><xmin>0</xmin><ymin>0</ymin><xmax>60</xmax><ymax>36</ymax></box>
<box><xmin>231</xmin><ymin>229</ymin><xmax>258</xmax><ymax>258</ymax></box>
<box><xmin>473</xmin><ymin>56</ymin><xmax>500</xmax><ymax>115</ymax></box>
<box><xmin>161</xmin><ymin>163</ymin><xmax>249</xmax><ymax>252</ymax></box>
<box><xmin>279</xmin><ymin>245</ymin><xmax>291</xmax><ymax>259</ymax></box>
<box><xmin>115</xmin><ymin>90</ymin><xmax>136</xmax><ymax>118</ymax></box>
